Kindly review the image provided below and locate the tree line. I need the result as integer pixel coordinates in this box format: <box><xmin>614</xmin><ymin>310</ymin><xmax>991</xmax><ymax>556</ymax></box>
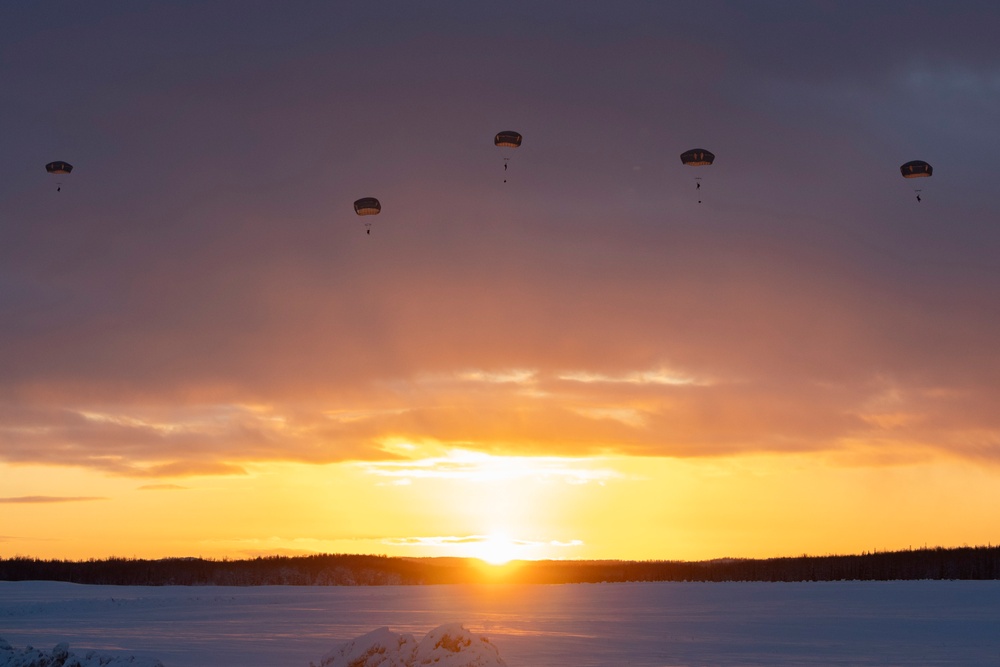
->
<box><xmin>1</xmin><ymin>545</ymin><xmax>997</xmax><ymax>586</ymax></box>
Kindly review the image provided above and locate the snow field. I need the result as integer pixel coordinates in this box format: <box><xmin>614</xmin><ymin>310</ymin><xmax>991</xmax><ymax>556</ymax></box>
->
<box><xmin>3</xmin><ymin>580</ymin><xmax>1000</xmax><ymax>666</ymax></box>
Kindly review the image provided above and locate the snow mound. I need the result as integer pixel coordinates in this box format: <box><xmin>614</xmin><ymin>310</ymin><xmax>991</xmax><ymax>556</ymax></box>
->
<box><xmin>311</xmin><ymin>623</ymin><xmax>507</xmax><ymax>667</ymax></box>
<box><xmin>0</xmin><ymin>638</ymin><xmax>164</xmax><ymax>667</ymax></box>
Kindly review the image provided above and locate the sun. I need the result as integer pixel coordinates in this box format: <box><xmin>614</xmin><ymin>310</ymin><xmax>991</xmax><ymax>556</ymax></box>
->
<box><xmin>472</xmin><ymin>532</ymin><xmax>519</xmax><ymax>565</ymax></box>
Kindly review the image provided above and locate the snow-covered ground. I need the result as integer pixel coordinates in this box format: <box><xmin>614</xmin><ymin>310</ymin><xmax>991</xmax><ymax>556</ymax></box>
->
<box><xmin>309</xmin><ymin>623</ymin><xmax>506</xmax><ymax>667</ymax></box>
<box><xmin>2</xmin><ymin>580</ymin><xmax>999</xmax><ymax>666</ymax></box>
<box><xmin>0</xmin><ymin>623</ymin><xmax>502</xmax><ymax>667</ymax></box>
<box><xmin>0</xmin><ymin>637</ymin><xmax>165</xmax><ymax>666</ymax></box>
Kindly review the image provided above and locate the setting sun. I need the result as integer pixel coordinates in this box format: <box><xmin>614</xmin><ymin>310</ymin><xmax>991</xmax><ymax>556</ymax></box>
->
<box><xmin>472</xmin><ymin>533</ymin><xmax>520</xmax><ymax>565</ymax></box>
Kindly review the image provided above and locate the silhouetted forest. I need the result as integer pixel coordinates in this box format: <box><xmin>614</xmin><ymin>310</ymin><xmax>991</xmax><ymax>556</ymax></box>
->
<box><xmin>1</xmin><ymin>545</ymin><xmax>997</xmax><ymax>586</ymax></box>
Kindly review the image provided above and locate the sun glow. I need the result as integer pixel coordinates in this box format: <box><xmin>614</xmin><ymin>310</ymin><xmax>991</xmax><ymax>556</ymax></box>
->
<box><xmin>472</xmin><ymin>532</ymin><xmax>520</xmax><ymax>565</ymax></box>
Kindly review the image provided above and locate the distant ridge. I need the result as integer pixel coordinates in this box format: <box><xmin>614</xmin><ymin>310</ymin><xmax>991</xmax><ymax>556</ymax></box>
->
<box><xmin>1</xmin><ymin>545</ymin><xmax>997</xmax><ymax>586</ymax></box>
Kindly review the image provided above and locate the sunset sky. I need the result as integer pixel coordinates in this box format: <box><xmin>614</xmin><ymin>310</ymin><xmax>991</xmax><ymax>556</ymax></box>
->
<box><xmin>2</xmin><ymin>1</ymin><xmax>1000</xmax><ymax>564</ymax></box>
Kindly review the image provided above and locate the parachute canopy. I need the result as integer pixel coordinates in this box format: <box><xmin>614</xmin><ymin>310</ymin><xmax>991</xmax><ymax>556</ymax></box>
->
<box><xmin>900</xmin><ymin>160</ymin><xmax>932</xmax><ymax>178</ymax></box>
<box><xmin>680</xmin><ymin>149</ymin><xmax>714</xmax><ymax>166</ymax></box>
<box><xmin>46</xmin><ymin>161</ymin><xmax>73</xmax><ymax>174</ymax></box>
<box><xmin>494</xmin><ymin>131</ymin><xmax>522</xmax><ymax>148</ymax></box>
<box><xmin>353</xmin><ymin>197</ymin><xmax>381</xmax><ymax>216</ymax></box>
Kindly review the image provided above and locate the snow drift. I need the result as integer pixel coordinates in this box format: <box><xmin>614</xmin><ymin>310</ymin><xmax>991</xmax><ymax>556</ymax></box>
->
<box><xmin>1</xmin><ymin>624</ymin><xmax>506</xmax><ymax>667</ymax></box>
<box><xmin>0</xmin><ymin>638</ymin><xmax>164</xmax><ymax>667</ymax></box>
<box><xmin>310</xmin><ymin>624</ymin><xmax>507</xmax><ymax>667</ymax></box>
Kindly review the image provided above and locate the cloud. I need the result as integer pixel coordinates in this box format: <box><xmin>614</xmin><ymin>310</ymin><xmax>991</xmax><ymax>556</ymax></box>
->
<box><xmin>558</xmin><ymin>368</ymin><xmax>709</xmax><ymax>386</ymax></box>
<box><xmin>549</xmin><ymin>540</ymin><xmax>584</xmax><ymax>548</ymax></box>
<box><xmin>382</xmin><ymin>534</ymin><xmax>547</xmax><ymax>549</ymax></box>
<box><xmin>452</xmin><ymin>369</ymin><xmax>537</xmax><ymax>385</ymax></box>
<box><xmin>3</xmin><ymin>355</ymin><xmax>1000</xmax><ymax>477</ymax></box>
<box><xmin>0</xmin><ymin>496</ymin><xmax>106</xmax><ymax>504</ymax></box>
<box><xmin>384</xmin><ymin>536</ymin><xmax>486</xmax><ymax>547</ymax></box>
<box><xmin>358</xmin><ymin>447</ymin><xmax>623</xmax><ymax>484</ymax></box>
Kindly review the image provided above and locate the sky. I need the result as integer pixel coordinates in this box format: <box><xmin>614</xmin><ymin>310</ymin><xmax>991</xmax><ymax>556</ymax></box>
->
<box><xmin>2</xmin><ymin>0</ymin><xmax>1000</xmax><ymax>563</ymax></box>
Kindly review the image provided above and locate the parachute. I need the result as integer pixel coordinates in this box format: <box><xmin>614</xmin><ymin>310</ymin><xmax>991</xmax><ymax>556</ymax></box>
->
<box><xmin>45</xmin><ymin>161</ymin><xmax>73</xmax><ymax>192</ymax></box>
<box><xmin>353</xmin><ymin>197</ymin><xmax>381</xmax><ymax>234</ymax></box>
<box><xmin>494</xmin><ymin>131</ymin><xmax>522</xmax><ymax>182</ymax></box>
<box><xmin>680</xmin><ymin>149</ymin><xmax>714</xmax><ymax>203</ymax></box>
<box><xmin>900</xmin><ymin>160</ymin><xmax>932</xmax><ymax>178</ymax></box>
<box><xmin>900</xmin><ymin>160</ymin><xmax>932</xmax><ymax>202</ymax></box>
<box><xmin>680</xmin><ymin>149</ymin><xmax>714</xmax><ymax>167</ymax></box>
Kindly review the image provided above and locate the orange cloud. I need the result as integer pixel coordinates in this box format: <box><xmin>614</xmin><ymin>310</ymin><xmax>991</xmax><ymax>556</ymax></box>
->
<box><xmin>0</xmin><ymin>496</ymin><xmax>106</xmax><ymax>503</ymax></box>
